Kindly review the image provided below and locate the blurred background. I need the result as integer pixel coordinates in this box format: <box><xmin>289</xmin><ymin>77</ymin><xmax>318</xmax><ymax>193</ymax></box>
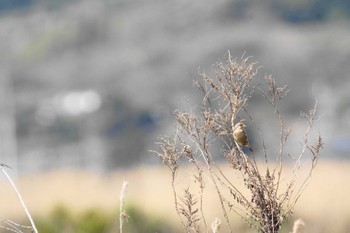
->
<box><xmin>0</xmin><ymin>0</ymin><xmax>349</xmax><ymax>173</ymax></box>
<box><xmin>0</xmin><ymin>0</ymin><xmax>350</xmax><ymax>232</ymax></box>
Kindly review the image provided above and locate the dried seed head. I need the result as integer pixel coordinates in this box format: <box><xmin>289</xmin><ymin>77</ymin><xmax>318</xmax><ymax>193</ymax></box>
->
<box><xmin>182</xmin><ymin>145</ymin><xmax>192</xmax><ymax>157</ymax></box>
<box><xmin>233</xmin><ymin>98</ymin><xmax>241</xmax><ymax>108</ymax></box>
<box><xmin>290</xmin><ymin>219</ymin><xmax>305</xmax><ymax>233</ymax></box>
<box><xmin>211</xmin><ymin>217</ymin><xmax>221</xmax><ymax>233</ymax></box>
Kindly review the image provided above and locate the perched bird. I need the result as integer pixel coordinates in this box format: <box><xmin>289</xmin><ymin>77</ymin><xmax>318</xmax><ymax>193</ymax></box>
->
<box><xmin>233</xmin><ymin>120</ymin><xmax>253</xmax><ymax>152</ymax></box>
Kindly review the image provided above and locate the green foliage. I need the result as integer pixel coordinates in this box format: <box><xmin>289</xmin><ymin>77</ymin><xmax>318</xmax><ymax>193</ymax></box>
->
<box><xmin>119</xmin><ymin>205</ymin><xmax>173</xmax><ymax>233</ymax></box>
<box><xmin>35</xmin><ymin>205</ymin><xmax>112</xmax><ymax>233</ymax></box>
<box><xmin>35</xmin><ymin>205</ymin><xmax>75</xmax><ymax>233</ymax></box>
<box><xmin>34</xmin><ymin>204</ymin><xmax>173</xmax><ymax>233</ymax></box>
<box><xmin>75</xmin><ymin>209</ymin><xmax>111</xmax><ymax>233</ymax></box>
<box><xmin>279</xmin><ymin>218</ymin><xmax>293</xmax><ymax>233</ymax></box>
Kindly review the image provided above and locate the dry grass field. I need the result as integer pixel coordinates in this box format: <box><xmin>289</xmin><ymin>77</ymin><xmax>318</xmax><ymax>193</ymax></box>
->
<box><xmin>0</xmin><ymin>160</ymin><xmax>349</xmax><ymax>232</ymax></box>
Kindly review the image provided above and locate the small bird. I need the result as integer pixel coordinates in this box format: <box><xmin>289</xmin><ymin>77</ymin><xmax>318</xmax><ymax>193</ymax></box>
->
<box><xmin>233</xmin><ymin>120</ymin><xmax>253</xmax><ymax>152</ymax></box>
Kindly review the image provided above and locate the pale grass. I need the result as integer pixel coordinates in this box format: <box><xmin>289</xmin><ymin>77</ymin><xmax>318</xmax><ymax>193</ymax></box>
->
<box><xmin>119</xmin><ymin>180</ymin><xmax>128</xmax><ymax>233</ymax></box>
<box><xmin>211</xmin><ymin>217</ymin><xmax>221</xmax><ymax>233</ymax></box>
<box><xmin>1</xmin><ymin>166</ymin><xmax>37</xmax><ymax>233</ymax></box>
<box><xmin>0</xmin><ymin>162</ymin><xmax>349</xmax><ymax>232</ymax></box>
<box><xmin>290</xmin><ymin>219</ymin><xmax>305</xmax><ymax>233</ymax></box>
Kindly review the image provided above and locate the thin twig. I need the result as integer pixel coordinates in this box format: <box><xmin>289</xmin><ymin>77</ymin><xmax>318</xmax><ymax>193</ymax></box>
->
<box><xmin>119</xmin><ymin>180</ymin><xmax>129</xmax><ymax>233</ymax></box>
<box><xmin>1</xmin><ymin>167</ymin><xmax>38</xmax><ymax>233</ymax></box>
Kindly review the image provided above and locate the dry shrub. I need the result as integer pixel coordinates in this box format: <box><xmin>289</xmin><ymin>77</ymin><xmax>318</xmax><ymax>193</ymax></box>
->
<box><xmin>152</xmin><ymin>52</ymin><xmax>323</xmax><ymax>233</ymax></box>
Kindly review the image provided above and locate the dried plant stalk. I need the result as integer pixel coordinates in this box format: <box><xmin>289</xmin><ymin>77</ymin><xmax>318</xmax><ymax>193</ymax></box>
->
<box><xmin>179</xmin><ymin>188</ymin><xmax>201</xmax><ymax>233</ymax></box>
<box><xmin>152</xmin><ymin>52</ymin><xmax>322</xmax><ymax>233</ymax></box>
<box><xmin>0</xmin><ymin>164</ymin><xmax>37</xmax><ymax>233</ymax></box>
<box><xmin>290</xmin><ymin>219</ymin><xmax>305</xmax><ymax>233</ymax></box>
<box><xmin>119</xmin><ymin>180</ymin><xmax>129</xmax><ymax>233</ymax></box>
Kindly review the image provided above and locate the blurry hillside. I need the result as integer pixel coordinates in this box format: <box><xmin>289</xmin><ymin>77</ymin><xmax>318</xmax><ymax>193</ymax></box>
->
<box><xmin>0</xmin><ymin>0</ymin><xmax>350</xmax><ymax>173</ymax></box>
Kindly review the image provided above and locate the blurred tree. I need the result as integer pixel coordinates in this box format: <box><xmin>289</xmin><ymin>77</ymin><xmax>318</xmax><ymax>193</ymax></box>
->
<box><xmin>271</xmin><ymin>0</ymin><xmax>350</xmax><ymax>23</ymax></box>
<box><xmin>0</xmin><ymin>0</ymin><xmax>34</xmax><ymax>12</ymax></box>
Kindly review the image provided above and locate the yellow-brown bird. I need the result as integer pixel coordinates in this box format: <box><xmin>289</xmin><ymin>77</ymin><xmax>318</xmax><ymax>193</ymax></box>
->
<box><xmin>233</xmin><ymin>120</ymin><xmax>253</xmax><ymax>152</ymax></box>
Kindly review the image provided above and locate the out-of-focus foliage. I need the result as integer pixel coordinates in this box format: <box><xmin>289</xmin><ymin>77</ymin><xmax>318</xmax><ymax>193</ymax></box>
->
<box><xmin>34</xmin><ymin>204</ymin><xmax>172</xmax><ymax>233</ymax></box>
<box><xmin>0</xmin><ymin>0</ymin><xmax>80</xmax><ymax>12</ymax></box>
<box><xmin>0</xmin><ymin>0</ymin><xmax>34</xmax><ymax>12</ymax></box>
<box><xmin>271</xmin><ymin>0</ymin><xmax>350</xmax><ymax>23</ymax></box>
<box><xmin>2</xmin><ymin>0</ymin><xmax>350</xmax><ymax>22</ymax></box>
<box><xmin>122</xmin><ymin>205</ymin><xmax>173</xmax><ymax>233</ymax></box>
